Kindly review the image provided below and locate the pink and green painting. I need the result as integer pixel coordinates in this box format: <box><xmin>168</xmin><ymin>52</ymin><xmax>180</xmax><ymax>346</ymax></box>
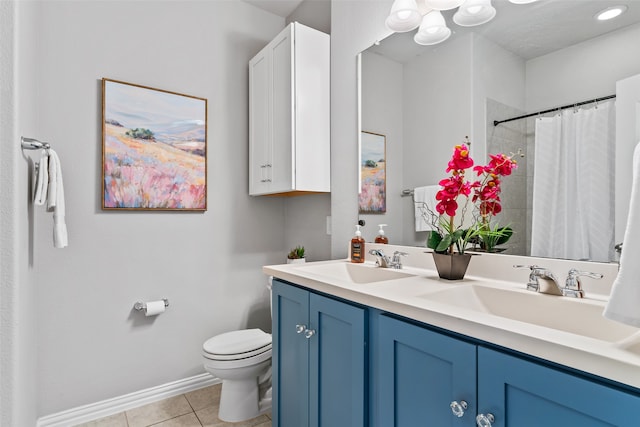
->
<box><xmin>102</xmin><ymin>79</ymin><xmax>207</xmax><ymax>210</ymax></box>
<box><xmin>359</xmin><ymin>131</ymin><xmax>386</xmax><ymax>214</ymax></box>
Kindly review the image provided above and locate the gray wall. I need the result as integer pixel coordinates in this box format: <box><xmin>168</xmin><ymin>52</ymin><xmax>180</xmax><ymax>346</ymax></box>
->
<box><xmin>1</xmin><ymin>2</ymin><xmax>39</xmax><ymax>426</ymax></box>
<box><xmin>2</xmin><ymin>0</ymin><xmax>294</xmax><ymax>419</ymax></box>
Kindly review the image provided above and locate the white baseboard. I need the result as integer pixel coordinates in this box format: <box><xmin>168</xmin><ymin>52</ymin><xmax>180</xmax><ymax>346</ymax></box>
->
<box><xmin>37</xmin><ymin>373</ymin><xmax>221</xmax><ymax>427</ymax></box>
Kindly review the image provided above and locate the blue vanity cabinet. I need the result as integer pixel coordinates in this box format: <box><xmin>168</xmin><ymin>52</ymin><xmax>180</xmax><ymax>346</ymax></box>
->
<box><xmin>478</xmin><ymin>347</ymin><xmax>640</xmax><ymax>427</ymax></box>
<box><xmin>376</xmin><ymin>312</ymin><xmax>640</xmax><ymax>427</ymax></box>
<box><xmin>377</xmin><ymin>314</ymin><xmax>477</xmax><ymax>426</ymax></box>
<box><xmin>271</xmin><ymin>279</ymin><xmax>366</xmax><ymax>427</ymax></box>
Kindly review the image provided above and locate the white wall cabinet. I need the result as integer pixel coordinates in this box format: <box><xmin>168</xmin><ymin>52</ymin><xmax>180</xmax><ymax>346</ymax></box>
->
<box><xmin>249</xmin><ymin>22</ymin><xmax>330</xmax><ymax>196</ymax></box>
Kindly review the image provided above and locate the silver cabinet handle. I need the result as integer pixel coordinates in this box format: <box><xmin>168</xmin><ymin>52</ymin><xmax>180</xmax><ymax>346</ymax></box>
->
<box><xmin>476</xmin><ymin>413</ymin><xmax>495</xmax><ymax>427</ymax></box>
<box><xmin>449</xmin><ymin>400</ymin><xmax>467</xmax><ymax>418</ymax></box>
<box><xmin>295</xmin><ymin>324</ymin><xmax>306</xmax><ymax>334</ymax></box>
<box><xmin>304</xmin><ymin>329</ymin><xmax>316</xmax><ymax>339</ymax></box>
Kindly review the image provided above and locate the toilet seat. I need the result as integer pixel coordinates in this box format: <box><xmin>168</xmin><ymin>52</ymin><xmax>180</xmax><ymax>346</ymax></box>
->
<box><xmin>203</xmin><ymin>347</ymin><xmax>272</xmax><ymax>369</ymax></box>
<box><xmin>203</xmin><ymin>329</ymin><xmax>272</xmax><ymax>362</ymax></box>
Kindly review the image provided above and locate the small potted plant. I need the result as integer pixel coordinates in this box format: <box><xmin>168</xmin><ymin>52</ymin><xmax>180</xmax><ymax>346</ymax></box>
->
<box><xmin>426</xmin><ymin>140</ymin><xmax>517</xmax><ymax>279</ymax></box>
<box><xmin>287</xmin><ymin>246</ymin><xmax>306</xmax><ymax>264</ymax></box>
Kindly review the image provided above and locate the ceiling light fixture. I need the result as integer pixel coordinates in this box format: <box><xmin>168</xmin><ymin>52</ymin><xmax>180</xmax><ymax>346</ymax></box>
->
<box><xmin>595</xmin><ymin>5</ymin><xmax>628</xmax><ymax>21</ymax></box>
<box><xmin>387</xmin><ymin>0</ymin><xmax>531</xmax><ymax>45</ymax></box>
<box><xmin>385</xmin><ymin>0</ymin><xmax>423</xmax><ymax>32</ymax></box>
<box><xmin>414</xmin><ymin>10</ymin><xmax>452</xmax><ymax>45</ymax></box>
<box><xmin>453</xmin><ymin>0</ymin><xmax>497</xmax><ymax>27</ymax></box>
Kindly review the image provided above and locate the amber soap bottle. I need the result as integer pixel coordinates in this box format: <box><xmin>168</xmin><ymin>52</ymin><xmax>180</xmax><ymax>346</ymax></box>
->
<box><xmin>351</xmin><ymin>225</ymin><xmax>365</xmax><ymax>263</ymax></box>
<box><xmin>375</xmin><ymin>224</ymin><xmax>388</xmax><ymax>244</ymax></box>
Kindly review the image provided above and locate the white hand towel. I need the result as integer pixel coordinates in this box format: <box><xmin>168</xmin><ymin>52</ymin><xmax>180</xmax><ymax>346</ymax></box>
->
<box><xmin>604</xmin><ymin>142</ymin><xmax>640</xmax><ymax>326</ymax></box>
<box><xmin>46</xmin><ymin>149</ymin><xmax>68</xmax><ymax>248</ymax></box>
<box><xmin>414</xmin><ymin>185</ymin><xmax>439</xmax><ymax>232</ymax></box>
<box><xmin>34</xmin><ymin>150</ymin><xmax>49</xmax><ymax>205</ymax></box>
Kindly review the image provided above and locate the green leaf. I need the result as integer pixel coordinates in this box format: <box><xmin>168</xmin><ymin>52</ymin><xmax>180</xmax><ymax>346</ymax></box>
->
<box><xmin>495</xmin><ymin>227</ymin><xmax>513</xmax><ymax>245</ymax></box>
<box><xmin>427</xmin><ymin>231</ymin><xmax>442</xmax><ymax>250</ymax></box>
<box><xmin>436</xmin><ymin>234</ymin><xmax>453</xmax><ymax>252</ymax></box>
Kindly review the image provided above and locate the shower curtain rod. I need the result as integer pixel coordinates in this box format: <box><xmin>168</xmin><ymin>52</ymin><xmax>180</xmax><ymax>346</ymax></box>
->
<box><xmin>493</xmin><ymin>94</ymin><xmax>616</xmax><ymax>127</ymax></box>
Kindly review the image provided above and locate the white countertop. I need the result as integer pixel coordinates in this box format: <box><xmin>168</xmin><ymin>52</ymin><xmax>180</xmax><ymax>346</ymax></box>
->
<box><xmin>264</xmin><ymin>245</ymin><xmax>640</xmax><ymax>390</ymax></box>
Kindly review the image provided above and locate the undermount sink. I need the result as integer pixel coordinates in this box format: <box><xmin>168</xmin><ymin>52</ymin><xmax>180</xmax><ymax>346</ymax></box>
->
<box><xmin>421</xmin><ymin>284</ymin><xmax>639</xmax><ymax>343</ymax></box>
<box><xmin>294</xmin><ymin>262</ymin><xmax>415</xmax><ymax>284</ymax></box>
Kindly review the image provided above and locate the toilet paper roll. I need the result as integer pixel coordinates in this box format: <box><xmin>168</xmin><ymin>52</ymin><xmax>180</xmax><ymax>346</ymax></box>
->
<box><xmin>144</xmin><ymin>300</ymin><xmax>166</xmax><ymax>317</ymax></box>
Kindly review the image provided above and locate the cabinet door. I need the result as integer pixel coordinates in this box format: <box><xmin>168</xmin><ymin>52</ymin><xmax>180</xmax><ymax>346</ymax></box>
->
<box><xmin>269</xmin><ymin>27</ymin><xmax>294</xmax><ymax>193</ymax></box>
<box><xmin>249</xmin><ymin>47</ymin><xmax>271</xmax><ymax>195</ymax></box>
<box><xmin>272</xmin><ymin>280</ymin><xmax>310</xmax><ymax>427</ymax></box>
<box><xmin>378</xmin><ymin>315</ymin><xmax>477</xmax><ymax>427</ymax></box>
<box><xmin>309</xmin><ymin>293</ymin><xmax>366</xmax><ymax>427</ymax></box>
<box><xmin>478</xmin><ymin>347</ymin><xmax>640</xmax><ymax>427</ymax></box>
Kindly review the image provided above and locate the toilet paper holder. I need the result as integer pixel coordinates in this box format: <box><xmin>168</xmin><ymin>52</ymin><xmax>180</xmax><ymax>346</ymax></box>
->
<box><xmin>134</xmin><ymin>299</ymin><xmax>170</xmax><ymax>312</ymax></box>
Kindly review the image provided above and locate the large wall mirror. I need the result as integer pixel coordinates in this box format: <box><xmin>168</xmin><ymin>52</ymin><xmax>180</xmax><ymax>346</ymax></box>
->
<box><xmin>358</xmin><ymin>0</ymin><xmax>640</xmax><ymax>263</ymax></box>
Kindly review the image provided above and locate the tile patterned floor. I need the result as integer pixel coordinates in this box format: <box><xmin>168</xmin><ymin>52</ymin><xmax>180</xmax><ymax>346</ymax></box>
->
<box><xmin>74</xmin><ymin>384</ymin><xmax>271</xmax><ymax>427</ymax></box>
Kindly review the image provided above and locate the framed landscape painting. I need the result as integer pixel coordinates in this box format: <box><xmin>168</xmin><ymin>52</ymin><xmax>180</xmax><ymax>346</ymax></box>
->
<box><xmin>359</xmin><ymin>131</ymin><xmax>386</xmax><ymax>214</ymax></box>
<box><xmin>102</xmin><ymin>78</ymin><xmax>207</xmax><ymax>210</ymax></box>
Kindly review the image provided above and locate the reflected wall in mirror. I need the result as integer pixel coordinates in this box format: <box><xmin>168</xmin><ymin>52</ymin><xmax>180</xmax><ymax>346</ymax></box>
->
<box><xmin>358</xmin><ymin>0</ymin><xmax>640</xmax><ymax>262</ymax></box>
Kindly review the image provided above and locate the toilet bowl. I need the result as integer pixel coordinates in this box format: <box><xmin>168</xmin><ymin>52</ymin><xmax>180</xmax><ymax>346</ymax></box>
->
<box><xmin>202</xmin><ymin>328</ymin><xmax>273</xmax><ymax>422</ymax></box>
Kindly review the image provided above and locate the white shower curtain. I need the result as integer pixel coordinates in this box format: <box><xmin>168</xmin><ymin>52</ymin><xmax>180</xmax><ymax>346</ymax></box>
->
<box><xmin>531</xmin><ymin>100</ymin><xmax>615</xmax><ymax>262</ymax></box>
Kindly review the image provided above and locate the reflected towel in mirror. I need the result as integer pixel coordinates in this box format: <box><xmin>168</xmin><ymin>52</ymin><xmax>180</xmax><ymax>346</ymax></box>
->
<box><xmin>414</xmin><ymin>185</ymin><xmax>439</xmax><ymax>232</ymax></box>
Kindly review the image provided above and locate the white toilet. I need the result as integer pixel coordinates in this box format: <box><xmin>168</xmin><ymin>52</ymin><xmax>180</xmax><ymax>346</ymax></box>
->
<box><xmin>202</xmin><ymin>281</ymin><xmax>273</xmax><ymax>422</ymax></box>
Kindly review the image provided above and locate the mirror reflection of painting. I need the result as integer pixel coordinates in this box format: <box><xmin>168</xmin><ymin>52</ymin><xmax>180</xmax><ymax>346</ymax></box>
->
<box><xmin>359</xmin><ymin>131</ymin><xmax>386</xmax><ymax>214</ymax></box>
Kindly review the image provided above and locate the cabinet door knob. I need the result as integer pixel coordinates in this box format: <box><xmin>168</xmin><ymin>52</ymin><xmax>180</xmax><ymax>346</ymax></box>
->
<box><xmin>449</xmin><ymin>400</ymin><xmax>467</xmax><ymax>418</ymax></box>
<box><xmin>304</xmin><ymin>329</ymin><xmax>316</xmax><ymax>339</ymax></box>
<box><xmin>476</xmin><ymin>413</ymin><xmax>495</xmax><ymax>427</ymax></box>
<box><xmin>295</xmin><ymin>324</ymin><xmax>306</xmax><ymax>334</ymax></box>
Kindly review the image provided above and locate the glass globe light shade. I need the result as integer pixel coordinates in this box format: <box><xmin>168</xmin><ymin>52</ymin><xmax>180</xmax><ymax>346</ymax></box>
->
<box><xmin>385</xmin><ymin>0</ymin><xmax>422</xmax><ymax>32</ymax></box>
<box><xmin>453</xmin><ymin>0</ymin><xmax>496</xmax><ymax>27</ymax></box>
<box><xmin>414</xmin><ymin>11</ymin><xmax>452</xmax><ymax>45</ymax></box>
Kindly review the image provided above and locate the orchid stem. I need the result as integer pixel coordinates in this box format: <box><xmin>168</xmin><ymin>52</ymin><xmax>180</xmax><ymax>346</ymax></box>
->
<box><xmin>449</xmin><ymin>215</ymin><xmax>454</xmax><ymax>254</ymax></box>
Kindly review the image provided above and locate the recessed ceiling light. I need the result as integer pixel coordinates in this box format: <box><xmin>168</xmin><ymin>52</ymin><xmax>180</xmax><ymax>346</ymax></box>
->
<box><xmin>595</xmin><ymin>5</ymin><xmax>628</xmax><ymax>21</ymax></box>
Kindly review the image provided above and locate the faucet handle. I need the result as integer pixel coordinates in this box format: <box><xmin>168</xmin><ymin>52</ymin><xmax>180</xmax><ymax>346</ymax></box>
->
<box><xmin>391</xmin><ymin>251</ymin><xmax>409</xmax><ymax>269</ymax></box>
<box><xmin>514</xmin><ymin>265</ymin><xmax>540</xmax><ymax>291</ymax></box>
<box><xmin>564</xmin><ymin>269</ymin><xmax>603</xmax><ymax>298</ymax></box>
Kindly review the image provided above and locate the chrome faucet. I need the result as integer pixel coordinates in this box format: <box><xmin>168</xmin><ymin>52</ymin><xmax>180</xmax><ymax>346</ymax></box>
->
<box><xmin>369</xmin><ymin>249</ymin><xmax>391</xmax><ymax>268</ymax></box>
<box><xmin>514</xmin><ymin>265</ymin><xmax>563</xmax><ymax>296</ymax></box>
<box><xmin>369</xmin><ymin>249</ymin><xmax>408</xmax><ymax>269</ymax></box>
<box><xmin>563</xmin><ymin>269</ymin><xmax>603</xmax><ymax>298</ymax></box>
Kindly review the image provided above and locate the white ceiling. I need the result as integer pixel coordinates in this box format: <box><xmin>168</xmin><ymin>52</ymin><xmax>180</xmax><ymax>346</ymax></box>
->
<box><xmin>368</xmin><ymin>0</ymin><xmax>640</xmax><ymax>62</ymax></box>
<box><xmin>242</xmin><ymin>0</ymin><xmax>305</xmax><ymax>17</ymax></box>
<box><xmin>241</xmin><ymin>0</ymin><xmax>640</xmax><ymax>62</ymax></box>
